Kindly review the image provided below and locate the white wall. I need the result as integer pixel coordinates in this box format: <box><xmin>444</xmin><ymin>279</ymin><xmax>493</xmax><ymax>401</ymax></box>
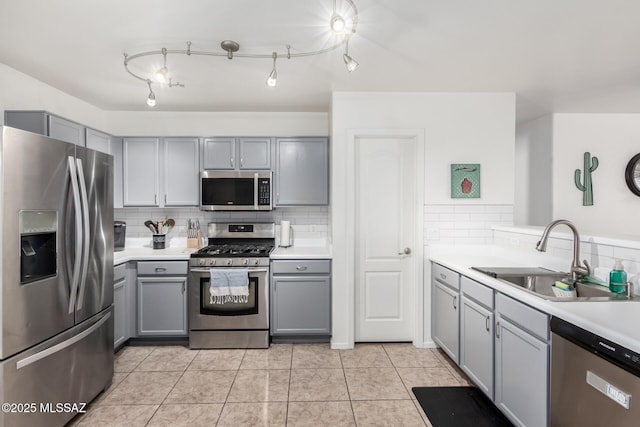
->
<box><xmin>0</xmin><ymin>63</ymin><xmax>107</xmax><ymax>131</ymax></box>
<box><xmin>553</xmin><ymin>114</ymin><xmax>640</xmax><ymax>239</ymax></box>
<box><xmin>106</xmin><ymin>111</ymin><xmax>328</xmax><ymax>136</ymax></box>
<box><xmin>514</xmin><ymin>115</ymin><xmax>553</xmax><ymax>226</ymax></box>
<box><xmin>331</xmin><ymin>92</ymin><xmax>516</xmax><ymax>349</ymax></box>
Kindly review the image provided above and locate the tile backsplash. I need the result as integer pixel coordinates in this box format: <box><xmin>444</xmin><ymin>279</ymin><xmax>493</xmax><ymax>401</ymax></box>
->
<box><xmin>115</xmin><ymin>206</ymin><xmax>330</xmax><ymax>245</ymax></box>
<box><xmin>423</xmin><ymin>204</ymin><xmax>514</xmax><ymax>245</ymax></box>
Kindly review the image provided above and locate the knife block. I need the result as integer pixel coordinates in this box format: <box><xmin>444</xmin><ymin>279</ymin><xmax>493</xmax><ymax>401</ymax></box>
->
<box><xmin>187</xmin><ymin>231</ymin><xmax>201</xmax><ymax>249</ymax></box>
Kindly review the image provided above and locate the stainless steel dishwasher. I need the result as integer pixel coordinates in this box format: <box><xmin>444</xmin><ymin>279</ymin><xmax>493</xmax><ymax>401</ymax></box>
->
<box><xmin>550</xmin><ymin>317</ymin><xmax>640</xmax><ymax>426</ymax></box>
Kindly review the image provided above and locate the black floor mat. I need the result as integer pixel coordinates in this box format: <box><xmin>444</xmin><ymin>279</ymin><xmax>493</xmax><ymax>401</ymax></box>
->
<box><xmin>412</xmin><ymin>386</ymin><xmax>514</xmax><ymax>427</ymax></box>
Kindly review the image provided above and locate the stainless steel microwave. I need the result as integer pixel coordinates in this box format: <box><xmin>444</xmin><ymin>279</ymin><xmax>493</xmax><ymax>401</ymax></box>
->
<box><xmin>200</xmin><ymin>170</ymin><xmax>273</xmax><ymax>211</ymax></box>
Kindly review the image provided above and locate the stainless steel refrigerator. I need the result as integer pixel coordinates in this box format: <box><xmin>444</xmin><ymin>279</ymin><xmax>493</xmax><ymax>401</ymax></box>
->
<box><xmin>0</xmin><ymin>126</ymin><xmax>114</xmax><ymax>427</ymax></box>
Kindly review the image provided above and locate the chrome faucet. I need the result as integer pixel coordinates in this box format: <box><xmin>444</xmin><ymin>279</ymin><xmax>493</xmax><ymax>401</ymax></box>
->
<box><xmin>536</xmin><ymin>219</ymin><xmax>591</xmax><ymax>282</ymax></box>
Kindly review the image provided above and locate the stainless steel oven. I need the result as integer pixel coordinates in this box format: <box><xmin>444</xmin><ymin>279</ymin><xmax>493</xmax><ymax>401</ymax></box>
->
<box><xmin>200</xmin><ymin>170</ymin><xmax>273</xmax><ymax>211</ymax></box>
<box><xmin>188</xmin><ymin>223</ymin><xmax>274</xmax><ymax>349</ymax></box>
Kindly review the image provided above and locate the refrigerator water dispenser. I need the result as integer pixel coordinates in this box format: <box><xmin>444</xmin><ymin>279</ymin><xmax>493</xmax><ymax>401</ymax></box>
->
<box><xmin>19</xmin><ymin>210</ymin><xmax>57</xmax><ymax>284</ymax></box>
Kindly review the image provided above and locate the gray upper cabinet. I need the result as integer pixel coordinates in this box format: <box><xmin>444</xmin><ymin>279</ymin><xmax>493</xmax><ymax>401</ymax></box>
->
<box><xmin>86</xmin><ymin>128</ymin><xmax>111</xmax><ymax>154</ymax></box>
<box><xmin>202</xmin><ymin>137</ymin><xmax>236</xmax><ymax>169</ymax></box>
<box><xmin>202</xmin><ymin>137</ymin><xmax>271</xmax><ymax>170</ymax></box>
<box><xmin>123</xmin><ymin>137</ymin><xmax>160</xmax><ymax>206</ymax></box>
<box><xmin>163</xmin><ymin>138</ymin><xmax>199</xmax><ymax>206</ymax></box>
<box><xmin>49</xmin><ymin>115</ymin><xmax>85</xmax><ymax>146</ymax></box>
<box><xmin>123</xmin><ymin>137</ymin><xmax>199</xmax><ymax>207</ymax></box>
<box><xmin>4</xmin><ymin>110</ymin><xmax>85</xmax><ymax>146</ymax></box>
<box><xmin>275</xmin><ymin>137</ymin><xmax>329</xmax><ymax>206</ymax></box>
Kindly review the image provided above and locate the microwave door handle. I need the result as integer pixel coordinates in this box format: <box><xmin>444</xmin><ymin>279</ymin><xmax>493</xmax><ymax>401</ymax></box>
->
<box><xmin>75</xmin><ymin>158</ymin><xmax>91</xmax><ymax>310</ymax></box>
<box><xmin>67</xmin><ymin>157</ymin><xmax>82</xmax><ymax>314</ymax></box>
<box><xmin>254</xmin><ymin>173</ymin><xmax>259</xmax><ymax>210</ymax></box>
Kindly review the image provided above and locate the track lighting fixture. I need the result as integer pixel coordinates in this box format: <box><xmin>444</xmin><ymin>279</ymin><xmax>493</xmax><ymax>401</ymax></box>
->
<box><xmin>146</xmin><ymin>80</ymin><xmax>156</xmax><ymax>107</ymax></box>
<box><xmin>266</xmin><ymin>52</ymin><xmax>278</xmax><ymax>87</ymax></box>
<box><xmin>124</xmin><ymin>0</ymin><xmax>360</xmax><ymax>106</ymax></box>
<box><xmin>343</xmin><ymin>39</ymin><xmax>359</xmax><ymax>72</ymax></box>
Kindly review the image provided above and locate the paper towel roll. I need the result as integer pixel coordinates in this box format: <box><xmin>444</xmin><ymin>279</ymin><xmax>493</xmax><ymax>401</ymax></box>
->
<box><xmin>280</xmin><ymin>220</ymin><xmax>291</xmax><ymax>247</ymax></box>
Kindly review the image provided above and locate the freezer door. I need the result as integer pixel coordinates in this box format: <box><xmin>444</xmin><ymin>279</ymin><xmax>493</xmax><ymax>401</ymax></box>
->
<box><xmin>0</xmin><ymin>307</ymin><xmax>114</xmax><ymax>427</ymax></box>
<box><xmin>74</xmin><ymin>146</ymin><xmax>114</xmax><ymax>324</ymax></box>
<box><xmin>0</xmin><ymin>127</ymin><xmax>76</xmax><ymax>360</ymax></box>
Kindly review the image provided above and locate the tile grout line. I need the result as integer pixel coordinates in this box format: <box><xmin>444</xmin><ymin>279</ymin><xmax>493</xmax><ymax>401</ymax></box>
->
<box><xmin>337</xmin><ymin>347</ymin><xmax>358</xmax><ymax>426</ymax></box>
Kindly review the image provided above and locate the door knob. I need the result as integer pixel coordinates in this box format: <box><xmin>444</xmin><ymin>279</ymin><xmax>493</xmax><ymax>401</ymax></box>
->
<box><xmin>398</xmin><ymin>247</ymin><xmax>412</xmax><ymax>255</ymax></box>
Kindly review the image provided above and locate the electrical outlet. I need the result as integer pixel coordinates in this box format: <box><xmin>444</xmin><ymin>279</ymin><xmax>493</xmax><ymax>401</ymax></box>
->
<box><xmin>310</xmin><ymin>225</ymin><xmax>317</xmax><ymax>232</ymax></box>
<box><xmin>509</xmin><ymin>237</ymin><xmax>520</xmax><ymax>246</ymax></box>
<box><xmin>427</xmin><ymin>228</ymin><xmax>440</xmax><ymax>241</ymax></box>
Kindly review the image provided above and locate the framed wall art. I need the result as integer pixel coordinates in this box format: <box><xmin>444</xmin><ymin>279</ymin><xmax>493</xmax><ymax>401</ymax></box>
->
<box><xmin>451</xmin><ymin>164</ymin><xmax>480</xmax><ymax>198</ymax></box>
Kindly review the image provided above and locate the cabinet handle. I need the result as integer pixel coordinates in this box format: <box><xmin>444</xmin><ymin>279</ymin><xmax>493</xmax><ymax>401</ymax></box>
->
<box><xmin>486</xmin><ymin>316</ymin><xmax>490</xmax><ymax>332</ymax></box>
<box><xmin>182</xmin><ymin>282</ymin><xmax>185</xmax><ymax>293</ymax></box>
<box><xmin>240</xmin><ymin>157</ymin><xmax>244</xmax><ymax>167</ymax></box>
<box><xmin>295</xmin><ymin>265</ymin><xmax>308</xmax><ymax>271</ymax></box>
<box><xmin>440</xmin><ymin>273</ymin><xmax>446</xmax><ymax>280</ymax></box>
<box><xmin>453</xmin><ymin>295</ymin><xmax>457</xmax><ymax>310</ymax></box>
<box><xmin>164</xmin><ymin>194</ymin><xmax>167</xmax><ymax>205</ymax></box>
<box><xmin>155</xmin><ymin>267</ymin><xmax>167</xmax><ymax>273</ymax></box>
<box><xmin>495</xmin><ymin>321</ymin><xmax>500</xmax><ymax>338</ymax></box>
<box><xmin>230</xmin><ymin>157</ymin><xmax>234</xmax><ymax>168</ymax></box>
<box><xmin>154</xmin><ymin>194</ymin><xmax>157</xmax><ymax>205</ymax></box>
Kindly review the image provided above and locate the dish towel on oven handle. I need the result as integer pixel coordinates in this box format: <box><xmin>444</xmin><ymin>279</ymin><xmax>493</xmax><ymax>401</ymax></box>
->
<box><xmin>208</xmin><ymin>268</ymin><xmax>250</xmax><ymax>304</ymax></box>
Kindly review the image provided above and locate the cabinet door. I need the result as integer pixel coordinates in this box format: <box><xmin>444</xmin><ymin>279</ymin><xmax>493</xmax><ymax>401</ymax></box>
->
<box><xmin>86</xmin><ymin>128</ymin><xmax>111</xmax><ymax>154</ymax></box>
<box><xmin>113</xmin><ymin>279</ymin><xmax>127</xmax><ymax>348</ymax></box>
<box><xmin>275</xmin><ymin>138</ymin><xmax>329</xmax><ymax>205</ymax></box>
<box><xmin>202</xmin><ymin>137</ymin><xmax>236</xmax><ymax>169</ymax></box>
<box><xmin>49</xmin><ymin>115</ymin><xmax>85</xmax><ymax>146</ymax></box>
<box><xmin>495</xmin><ymin>315</ymin><xmax>549</xmax><ymax>427</ymax></box>
<box><xmin>432</xmin><ymin>281</ymin><xmax>459</xmax><ymax>363</ymax></box>
<box><xmin>123</xmin><ymin>138</ymin><xmax>160</xmax><ymax>206</ymax></box>
<box><xmin>239</xmin><ymin>137</ymin><xmax>271</xmax><ymax>169</ymax></box>
<box><xmin>163</xmin><ymin>138</ymin><xmax>199</xmax><ymax>206</ymax></box>
<box><xmin>271</xmin><ymin>276</ymin><xmax>331</xmax><ymax>335</ymax></box>
<box><xmin>138</xmin><ymin>277</ymin><xmax>188</xmax><ymax>336</ymax></box>
<box><xmin>460</xmin><ymin>296</ymin><xmax>494</xmax><ymax>399</ymax></box>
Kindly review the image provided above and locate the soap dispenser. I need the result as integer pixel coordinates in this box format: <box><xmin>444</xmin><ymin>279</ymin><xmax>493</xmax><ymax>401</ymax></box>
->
<box><xmin>609</xmin><ymin>259</ymin><xmax>627</xmax><ymax>294</ymax></box>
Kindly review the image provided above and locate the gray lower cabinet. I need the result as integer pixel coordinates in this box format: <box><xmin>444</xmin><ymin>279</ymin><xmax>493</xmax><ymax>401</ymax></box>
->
<box><xmin>494</xmin><ymin>293</ymin><xmax>549</xmax><ymax>427</ymax></box>
<box><xmin>460</xmin><ymin>277</ymin><xmax>494</xmax><ymax>399</ymax></box>
<box><xmin>274</xmin><ymin>137</ymin><xmax>328</xmax><ymax>206</ymax></box>
<box><xmin>113</xmin><ymin>264</ymin><xmax>127</xmax><ymax>349</ymax></box>
<box><xmin>431</xmin><ymin>263</ymin><xmax>460</xmax><ymax>363</ymax></box>
<box><xmin>271</xmin><ymin>260</ymin><xmax>331</xmax><ymax>337</ymax></box>
<box><xmin>137</xmin><ymin>261</ymin><xmax>188</xmax><ymax>336</ymax></box>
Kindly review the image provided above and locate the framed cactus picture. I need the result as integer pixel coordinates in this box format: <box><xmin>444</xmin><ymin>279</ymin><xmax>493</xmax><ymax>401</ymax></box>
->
<box><xmin>451</xmin><ymin>164</ymin><xmax>480</xmax><ymax>198</ymax></box>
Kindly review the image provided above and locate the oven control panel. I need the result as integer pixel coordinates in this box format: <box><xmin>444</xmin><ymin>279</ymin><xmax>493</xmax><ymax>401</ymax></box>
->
<box><xmin>190</xmin><ymin>257</ymin><xmax>269</xmax><ymax>267</ymax></box>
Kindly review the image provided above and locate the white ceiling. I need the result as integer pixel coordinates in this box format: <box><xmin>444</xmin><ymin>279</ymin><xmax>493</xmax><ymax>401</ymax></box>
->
<box><xmin>1</xmin><ymin>0</ymin><xmax>640</xmax><ymax>122</ymax></box>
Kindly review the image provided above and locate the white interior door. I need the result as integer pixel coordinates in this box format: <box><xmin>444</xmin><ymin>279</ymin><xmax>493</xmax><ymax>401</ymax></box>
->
<box><xmin>355</xmin><ymin>136</ymin><xmax>416</xmax><ymax>341</ymax></box>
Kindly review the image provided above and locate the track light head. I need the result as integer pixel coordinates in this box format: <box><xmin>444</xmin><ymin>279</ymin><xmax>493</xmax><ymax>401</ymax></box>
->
<box><xmin>330</xmin><ymin>14</ymin><xmax>346</xmax><ymax>33</ymax></box>
<box><xmin>343</xmin><ymin>53</ymin><xmax>359</xmax><ymax>72</ymax></box>
<box><xmin>266</xmin><ymin>52</ymin><xmax>278</xmax><ymax>87</ymax></box>
<box><xmin>155</xmin><ymin>66</ymin><xmax>169</xmax><ymax>84</ymax></box>
<box><xmin>146</xmin><ymin>81</ymin><xmax>156</xmax><ymax>107</ymax></box>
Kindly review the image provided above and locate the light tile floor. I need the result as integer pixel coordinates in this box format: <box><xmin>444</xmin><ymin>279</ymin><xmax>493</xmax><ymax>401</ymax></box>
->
<box><xmin>68</xmin><ymin>343</ymin><xmax>471</xmax><ymax>426</ymax></box>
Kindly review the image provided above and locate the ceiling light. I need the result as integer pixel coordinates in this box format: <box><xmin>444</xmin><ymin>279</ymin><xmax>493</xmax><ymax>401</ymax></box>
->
<box><xmin>343</xmin><ymin>39</ymin><xmax>359</xmax><ymax>72</ymax></box>
<box><xmin>266</xmin><ymin>52</ymin><xmax>278</xmax><ymax>87</ymax></box>
<box><xmin>155</xmin><ymin>48</ymin><xmax>169</xmax><ymax>84</ymax></box>
<box><xmin>146</xmin><ymin>80</ymin><xmax>156</xmax><ymax>107</ymax></box>
<box><xmin>123</xmin><ymin>0</ymin><xmax>360</xmax><ymax>100</ymax></box>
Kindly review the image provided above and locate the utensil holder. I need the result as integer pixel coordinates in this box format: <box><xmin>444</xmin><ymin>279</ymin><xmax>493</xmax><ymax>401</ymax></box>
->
<box><xmin>152</xmin><ymin>234</ymin><xmax>166</xmax><ymax>250</ymax></box>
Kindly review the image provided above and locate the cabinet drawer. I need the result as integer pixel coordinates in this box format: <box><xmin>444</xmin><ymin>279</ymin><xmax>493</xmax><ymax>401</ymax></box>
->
<box><xmin>496</xmin><ymin>293</ymin><xmax>549</xmax><ymax>341</ymax></box>
<box><xmin>137</xmin><ymin>261</ymin><xmax>188</xmax><ymax>276</ymax></box>
<box><xmin>432</xmin><ymin>263</ymin><xmax>460</xmax><ymax>290</ymax></box>
<box><xmin>271</xmin><ymin>260</ymin><xmax>331</xmax><ymax>275</ymax></box>
<box><xmin>461</xmin><ymin>276</ymin><xmax>493</xmax><ymax>309</ymax></box>
<box><xmin>114</xmin><ymin>263</ymin><xmax>126</xmax><ymax>282</ymax></box>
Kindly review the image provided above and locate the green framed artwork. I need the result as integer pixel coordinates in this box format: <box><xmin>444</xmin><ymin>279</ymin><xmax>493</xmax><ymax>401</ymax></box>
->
<box><xmin>451</xmin><ymin>164</ymin><xmax>480</xmax><ymax>198</ymax></box>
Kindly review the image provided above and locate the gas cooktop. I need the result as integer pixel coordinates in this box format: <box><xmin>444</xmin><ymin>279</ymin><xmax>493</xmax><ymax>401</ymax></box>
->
<box><xmin>192</xmin><ymin>243</ymin><xmax>274</xmax><ymax>258</ymax></box>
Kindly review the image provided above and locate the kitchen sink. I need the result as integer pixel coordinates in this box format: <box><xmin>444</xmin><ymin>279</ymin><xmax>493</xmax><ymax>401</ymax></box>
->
<box><xmin>471</xmin><ymin>267</ymin><xmax>631</xmax><ymax>301</ymax></box>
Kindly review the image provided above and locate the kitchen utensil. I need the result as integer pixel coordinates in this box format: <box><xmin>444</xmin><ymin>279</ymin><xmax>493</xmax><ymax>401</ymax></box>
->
<box><xmin>144</xmin><ymin>220</ymin><xmax>157</xmax><ymax>234</ymax></box>
<box><xmin>165</xmin><ymin>218</ymin><xmax>175</xmax><ymax>234</ymax></box>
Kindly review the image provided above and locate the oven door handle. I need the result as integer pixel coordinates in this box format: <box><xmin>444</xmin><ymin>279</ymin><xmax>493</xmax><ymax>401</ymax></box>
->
<box><xmin>190</xmin><ymin>268</ymin><xmax>269</xmax><ymax>274</ymax></box>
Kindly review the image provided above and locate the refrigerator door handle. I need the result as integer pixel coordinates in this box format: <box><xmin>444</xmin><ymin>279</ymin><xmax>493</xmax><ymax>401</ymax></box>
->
<box><xmin>16</xmin><ymin>312</ymin><xmax>111</xmax><ymax>370</ymax></box>
<box><xmin>67</xmin><ymin>156</ymin><xmax>82</xmax><ymax>314</ymax></box>
<box><xmin>75</xmin><ymin>158</ymin><xmax>91</xmax><ymax>310</ymax></box>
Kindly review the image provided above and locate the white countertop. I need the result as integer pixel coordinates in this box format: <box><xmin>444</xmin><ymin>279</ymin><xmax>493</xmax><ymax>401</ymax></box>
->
<box><xmin>270</xmin><ymin>244</ymin><xmax>332</xmax><ymax>259</ymax></box>
<box><xmin>114</xmin><ymin>243</ymin><xmax>332</xmax><ymax>265</ymax></box>
<box><xmin>429</xmin><ymin>248</ymin><xmax>640</xmax><ymax>354</ymax></box>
